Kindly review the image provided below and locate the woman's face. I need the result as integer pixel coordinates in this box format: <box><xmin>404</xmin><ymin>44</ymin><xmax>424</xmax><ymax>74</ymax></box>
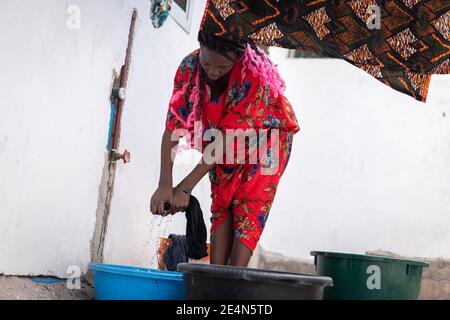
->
<box><xmin>199</xmin><ymin>46</ymin><xmax>236</xmax><ymax>81</ymax></box>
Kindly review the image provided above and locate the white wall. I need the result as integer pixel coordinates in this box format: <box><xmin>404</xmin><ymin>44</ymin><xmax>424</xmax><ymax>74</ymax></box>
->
<box><xmin>1</xmin><ymin>0</ymin><xmax>449</xmax><ymax>277</ymax></box>
<box><xmin>0</xmin><ymin>0</ymin><xmax>193</xmax><ymax>276</ymax></box>
<box><xmin>101</xmin><ymin>0</ymin><xmax>211</xmax><ymax>269</ymax></box>
<box><xmin>263</xmin><ymin>48</ymin><xmax>450</xmax><ymax>260</ymax></box>
<box><xmin>104</xmin><ymin>37</ymin><xmax>450</xmax><ymax>268</ymax></box>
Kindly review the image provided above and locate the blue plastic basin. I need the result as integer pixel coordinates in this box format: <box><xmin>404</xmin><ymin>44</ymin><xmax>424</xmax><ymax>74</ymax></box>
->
<box><xmin>89</xmin><ymin>263</ymin><xmax>186</xmax><ymax>300</ymax></box>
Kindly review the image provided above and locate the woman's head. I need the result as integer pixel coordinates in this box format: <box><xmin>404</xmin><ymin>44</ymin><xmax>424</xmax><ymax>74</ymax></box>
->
<box><xmin>199</xmin><ymin>46</ymin><xmax>235</xmax><ymax>81</ymax></box>
<box><xmin>198</xmin><ymin>30</ymin><xmax>246</xmax><ymax>80</ymax></box>
<box><xmin>170</xmin><ymin>30</ymin><xmax>287</xmax><ymax>132</ymax></box>
<box><xmin>197</xmin><ymin>30</ymin><xmax>285</xmax><ymax>97</ymax></box>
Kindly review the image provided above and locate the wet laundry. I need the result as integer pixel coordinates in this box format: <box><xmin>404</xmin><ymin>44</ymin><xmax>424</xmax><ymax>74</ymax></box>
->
<box><xmin>163</xmin><ymin>195</ymin><xmax>208</xmax><ymax>271</ymax></box>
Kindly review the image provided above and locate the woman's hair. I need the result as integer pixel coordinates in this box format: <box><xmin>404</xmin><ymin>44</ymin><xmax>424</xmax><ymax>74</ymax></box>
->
<box><xmin>198</xmin><ymin>30</ymin><xmax>247</xmax><ymax>60</ymax></box>
<box><xmin>172</xmin><ymin>30</ymin><xmax>286</xmax><ymax>132</ymax></box>
<box><xmin>197</xmin><ymin>30</ymin><xmax>286</xmax><ymax>98</ymax></box>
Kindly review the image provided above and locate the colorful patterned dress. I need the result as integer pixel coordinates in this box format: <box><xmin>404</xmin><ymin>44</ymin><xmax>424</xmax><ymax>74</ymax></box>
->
<box><xmin>200</xmin><ymin>0</ymin><xmax>450</xmax><ymax>102</ymax></box>
<box><xmin>165</xmin><ymin>49</ymin><xmax>300</xmax><ymax>252</ymax></box>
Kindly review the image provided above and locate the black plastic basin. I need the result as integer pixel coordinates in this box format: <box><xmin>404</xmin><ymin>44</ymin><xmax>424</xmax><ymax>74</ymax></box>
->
<box><xmin>176</xmin><ymin>263</ymin><xmax>333</xmax><ymax>300</ymax></box>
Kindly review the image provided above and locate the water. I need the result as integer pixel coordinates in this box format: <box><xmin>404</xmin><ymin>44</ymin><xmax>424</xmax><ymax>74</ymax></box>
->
<box><xmin>149</xmin><ymin>214</ymin><xmax>173</xmax><ymax>269</ymax></box>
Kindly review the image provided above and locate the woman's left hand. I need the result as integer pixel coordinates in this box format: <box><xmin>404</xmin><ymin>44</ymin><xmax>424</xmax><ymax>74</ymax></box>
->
<box><xmin>168</xmin><ymin>186</ymin><xmax>190</xmax><ymax>214</ymax></box>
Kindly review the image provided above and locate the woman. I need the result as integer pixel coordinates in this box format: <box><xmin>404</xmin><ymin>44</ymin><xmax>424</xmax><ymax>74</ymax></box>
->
<box><xmin>150</xmin><ymin>30</ymin><xmax>300</xmax><ymax>267</ymax></box>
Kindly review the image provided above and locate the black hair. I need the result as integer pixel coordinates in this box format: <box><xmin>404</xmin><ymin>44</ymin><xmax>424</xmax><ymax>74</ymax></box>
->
<box><xmin>198</xmin><ymin>29</ymin><xmax>247</xmax><ymax>60</ymax></box>
<box><xmin>193</xmin><ymin>31</ymin><xmax>282</xmax><ymax>128</ymax></box>
<box><xmin>197</xmin><ymin>29</ymin><xmax>269</xmax><ymax>72</ymax></box>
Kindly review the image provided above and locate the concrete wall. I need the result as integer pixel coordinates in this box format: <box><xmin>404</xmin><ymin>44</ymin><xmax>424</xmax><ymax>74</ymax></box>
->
<box><xmin>1</xmin><ymin>0</ymin><xmax>449</xmax><ymax>277</ymax></box>
<box><xmin>264</xmin><ymin>48</ymin><xmax>450</xmax><ymax>261</ymax></box>
<box><xmin>105</xmin><ymin>45</ymin><xmax>450</xmax><ymax>268</ymax></box>
<box><xmin>0</xmin><ymin>0</ymin><xmax>208</xmax><ymax>276</ymax></box>
<box><xmin>1</xmin><ymin>0</ymin><xmax>126</xmax><ymax>276</ymax></box>
<box><xmin>101</xmin><ymin>0</ymin><xmax>210</xmax><ymax>269</ymax></box>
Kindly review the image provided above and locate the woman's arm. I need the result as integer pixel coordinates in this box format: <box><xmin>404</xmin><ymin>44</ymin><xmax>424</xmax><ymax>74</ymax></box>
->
<box><xmin>168</xmin><ymin>158</ymin><xmax>215</xmax><ymax>215</ymax></box>
<box><xmin>169</xmin><ymin>132</ymin><xmax>228</xmax><ymax>213</ymax></box>
<box><xmin>150</xmin><ymin>129</ymin><xmax>179</xmax><ymax>215</ymax></box>
<box><xmin>159</xmin><ymin>128</ymin><xmax>178</xmax><ymax>187</ymax></box>
<box><xmin>179</xmin><ymin>160</ymin><xmax>215</xmax><ymax>193</ymax></box>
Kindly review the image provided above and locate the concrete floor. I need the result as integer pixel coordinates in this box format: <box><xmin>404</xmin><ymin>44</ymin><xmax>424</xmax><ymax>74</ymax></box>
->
<box><xmin>0</xmin><ymin>276</ymin><xmax>93</xmax><ymax>300</ymax></box>
<box><xmin>1</xmin><ymin>246</ymin><xmax>449</xmax><ymax>300</ymax></box>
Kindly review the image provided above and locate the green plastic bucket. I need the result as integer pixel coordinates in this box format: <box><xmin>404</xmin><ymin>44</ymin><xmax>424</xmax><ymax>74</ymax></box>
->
<box><xmin>311</xmin><ymin>251</ymin><xmax>429</xmax><ymax>300</ymax></box>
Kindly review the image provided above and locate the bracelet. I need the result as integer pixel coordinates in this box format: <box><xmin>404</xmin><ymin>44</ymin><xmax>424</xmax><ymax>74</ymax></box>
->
<box><xmin>176</xmin><ymin>184</ymin><xmax>191</xmax><ymax>196</ymax></box>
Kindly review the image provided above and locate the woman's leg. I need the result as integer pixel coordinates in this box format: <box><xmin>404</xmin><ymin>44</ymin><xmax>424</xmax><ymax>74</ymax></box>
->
<box><xmin>210</xmin><ymin>215</ymin><xmax>234</xmax><ymax>265</ymax></box>
<box><xmin>229</xmin><ymin>238</ymin><xmax>252</xmax><ymax>267</ymax></box>
<box><xmin>228</xmin><ymin>131</ymin><xmax>293</xmax><ymax>267</ymax></box>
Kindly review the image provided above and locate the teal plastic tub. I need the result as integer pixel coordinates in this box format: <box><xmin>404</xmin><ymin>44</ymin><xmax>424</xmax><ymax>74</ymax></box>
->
<box><xmin>311</xmin><ymin>251</ymin><xmax>429</xmax><ymax>300</ymax></box>
<box><xmin>89</xmin><ymin>263</ymin><xmax>186</xmax><ymax>300</ymax></box>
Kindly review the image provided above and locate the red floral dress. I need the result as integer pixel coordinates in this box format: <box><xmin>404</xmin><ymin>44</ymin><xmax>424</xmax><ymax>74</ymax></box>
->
<box><xmin>166</xmin><ymin>49</ymin><xmax>300</xmax><ymax>253</ymax></box>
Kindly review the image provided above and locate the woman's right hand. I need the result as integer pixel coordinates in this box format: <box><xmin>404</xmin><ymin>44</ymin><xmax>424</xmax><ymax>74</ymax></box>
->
<box><xmin>150</xmin><ymin>185</ymin><xmax>173</xmax><ymax>216</ymax></box>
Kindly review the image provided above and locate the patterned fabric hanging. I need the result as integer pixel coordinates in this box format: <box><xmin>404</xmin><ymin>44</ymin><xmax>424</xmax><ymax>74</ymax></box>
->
<box><xmin>200</xmin><ymin>0</ymin><xmax>449</xmax><ymax>102</ymax></box>
<box><xmin>151</xmin><ymin>0</ymin><xmax>172</xmax><ymax>28</ymax></box>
